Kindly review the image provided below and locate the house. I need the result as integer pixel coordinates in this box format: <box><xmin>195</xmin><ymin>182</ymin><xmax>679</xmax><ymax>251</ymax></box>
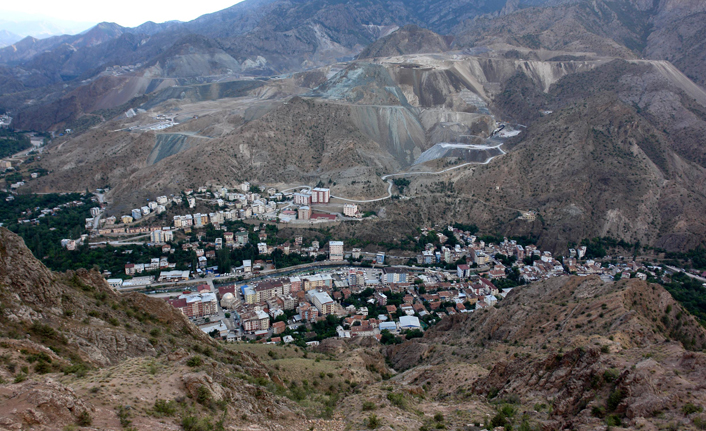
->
<box><xmin>457</xmin><ymin>264</ymin><xmax>470</xmax><ymax>279</ymax></box>
<box><xmin>272</xmin><ymin>321</ymin><xmax>286</xmax><ymax>335</ymax></box>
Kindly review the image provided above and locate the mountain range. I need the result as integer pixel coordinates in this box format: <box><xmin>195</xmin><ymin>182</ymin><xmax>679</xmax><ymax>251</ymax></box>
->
<box><xmin>2</xmin><ymin>0</ymin><xmax>706</xmax><ymax>252</ymax></box>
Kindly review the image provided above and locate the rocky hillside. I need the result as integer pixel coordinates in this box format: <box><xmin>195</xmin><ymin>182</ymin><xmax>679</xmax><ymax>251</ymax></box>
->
<box><xmin>387</xmin><ymin>276</ymin><xmax>706</xmax><ymax>430</ymax></box>
<box><xmin>0</xmin><ymin>228</ymin><xmax>313</xmax><ymax>429</ymax></box>
<box><xmin>358</xmin><ymin>25</ymin><xmax>451</xmax><ymax>59</ymax></box>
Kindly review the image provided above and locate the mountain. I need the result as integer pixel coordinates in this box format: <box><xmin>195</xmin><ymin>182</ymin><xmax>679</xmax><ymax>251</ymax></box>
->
<box><xmin>387</xmin><ymin>276</ymin><xmax>706</xmax><ymax>430</ymax></box>
<box><xmin>0</xmin><ymin>29</ymin><xmax>21</xmax><ymax>48</ymax></box>
<box><xmin>358</xmin><ymin>25</ymin><xmax>451</xmax><ymax>59</ymax></box>
<box><xmin>453</xmin><ymin>0</ymin><xmax>706</xmax><ymax>86</ymax></box>
<box><xmin>0</xmin><ymin>227</ymin><xmax>313</xmax><ymax>429</ymax></box>
<box><xmin>3</xmin><ymin>220</ymin><xmax>706</xmax><ymax>430</ymax></box>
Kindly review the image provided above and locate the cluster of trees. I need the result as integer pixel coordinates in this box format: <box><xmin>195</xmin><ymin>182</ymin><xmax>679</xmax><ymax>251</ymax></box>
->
<box><xmin>0</xmin><ymin>128</ymin><xmax>31</xmax><ymax>159</ymax></box>
<box><xmin>662</xmin><ymin>272</ymin><xmax>706</xmax><ymax>324</ymax></box>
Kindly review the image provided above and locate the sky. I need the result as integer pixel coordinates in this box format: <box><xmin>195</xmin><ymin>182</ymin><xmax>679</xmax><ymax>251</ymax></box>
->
<box><xmin>0</xmin><ymin>0</ymin><xmax>244</xmax><ymax>29</ymax></box>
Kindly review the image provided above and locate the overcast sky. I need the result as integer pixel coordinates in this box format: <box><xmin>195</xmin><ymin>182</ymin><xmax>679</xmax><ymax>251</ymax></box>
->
<box><xmin>0</xmin><ymin>0</ymin><xmax>244</xmax><ymax>28</ymax></box>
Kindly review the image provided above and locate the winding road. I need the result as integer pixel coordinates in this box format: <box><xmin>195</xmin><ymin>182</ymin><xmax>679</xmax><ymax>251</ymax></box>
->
<box><xmin>331</xmin><ymin>142</ymin><xmax>507</xmax><ymax>204</ymax></box>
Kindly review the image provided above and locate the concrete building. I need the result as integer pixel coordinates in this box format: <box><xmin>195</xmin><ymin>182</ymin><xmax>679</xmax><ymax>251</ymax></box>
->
<box><xmin>298</xmin><ymin>206</ymin><xmax>311</xmax><ymax>220</ymax></box>
<box><xmin>167</xmin><ymin>292</ymin><xmax>218</xmax><ymax>319</ymax></box>
<box><xmin>329</xmin><ymin>241</ymin><xmax>344</xmax><ymax>261</ymax></box>
<box><xmin>308</xmin><ymin>290</ymin><xmax>335</xmax><ymax>315</ymax></box>
<box><xmin>343</xmin><ymin>203</ymin><xmax>359</xmax><ymax>217</ymax></box>
<box><xmin>311</xmin><ymin>188</ymin><xmax>330</xmax><ymax>204</ymax></box>
<box><xmin>150</xmin><ymin>228</ymin><xmax>173</xmax><ymax>244</ymax></box>
<box><xmin>294</xmin><ymin>192</ymin><xmax>312</xmax><ymax>205</ymax></box>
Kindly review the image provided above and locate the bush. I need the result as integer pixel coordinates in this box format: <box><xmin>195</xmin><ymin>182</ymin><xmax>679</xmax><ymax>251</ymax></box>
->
<box><xmin>683</xmin><ymin>403</ymin><xmax>703</xmax><ymax>415</ymax></box>
<box><xmin>149</xmin><ymin>328</ymin><xmax>161</xmax><ymax>337</ymax></box>
<box><xmin>362</xmin><ymin>401</ymin><xmax>377</xmax><ymax>411</ymax></box>
<box><xmin>77</xmin><ymin>411</ymin><xmax>92</xmax><ymax>426</ymax></box>
<box><xmin>35</xmin><ymin>361</ymin><xmax>52</xmax><ymax>374</ymax></box>
<box><xmin>13</xmin><ymin>373</ymin><xmax>27</xmax><ymax>383</ymax></box>
<box><xmin>387</xmin><ymin>392</ymin><xmax>407</xmax><ymax>410</ymax></box>
<box><xmin>153</xmin><ymin>399</ymin><xmax>177</xmax><ymax>416</ymax></box>
<box><xmin>603</xmin><ymin>368</ymin><xmax>620</xmax><ymax>383</ymax></box>
<box><xmin>196</xmin><ymin>385</ymin><xmax>212</xmax><ymax>405</ymax></box>
<box><xmin>367</xmin><ymin>414</ymin><xmax>381</xmax><ymax>429</ymax></box>
<box><xmin>607</xmin><ymin>389</ymin><xmax>625</xmax><ymax>411</ymax></box>
<box><xmin>187</xmin><ymin>356</ymin><xmax>203</xmax><ymax>367</ymax></box>
<box><xmin>434</xmin><ymin>412</ymin><xmax>444</xmax><ymax>422</ymax></box>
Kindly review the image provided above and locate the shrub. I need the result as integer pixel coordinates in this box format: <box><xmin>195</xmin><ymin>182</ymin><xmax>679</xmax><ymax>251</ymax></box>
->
<box><xmin>683</xmin><ymin>403</ymin><xmax>703</xmax><ymax>415</ymax></box>
<box><xmin>196</xmin><ymin>385</ymin><xmax>212</xmax><ymax>405</ymax></box>
<box><xmin>607</xmin><ymin>389</ymin><xmax>625</xmax><ymax>411</ymax></box>
<box><xmin>367</xmin><ymin>414</ymin><xmax>381</xmax><ymax>429</ymax></box>
<box><xmin>362</xmin><ymin>401</ymin><xmax>376</xmax><ymax>411</ymax></box>
<box><xmin>77</xmin><ymin>411</ymin><xmax>92</xmax><ymax>426</ymax></box>
<box><xmin>13</xmin><ymin>373</ymin><xmax>27</xmax><ymax>383</ymax></box>
<box><xmin>387</xmin><ymin>392</ymin><xmax>407</xmax><ymax>410</ymax></box>
<box><xmin>153</xmin><ymin>399</ymin><xmax>177</xmax><ymax>416</ymax></box>
<box><xmin>35</xmin><ymin>361</ymin><xmax>52</xmax><ymax>374</ymax></box>
<box><xmin>603</xmin><ymin>368</ymin><xmax>620</xmax><ymax>383</ymax></box>
<box><xmin>434</xmin><ymin>412</ymin><xmax>444</xmax><ymax>422</ymax></box>
<box><xmin>149</xmin><ymin>328</ymin><xmax>161</xmax><ymax>337</ymax></box>
<box><xmin>116</xmin><ymin>405</ymin><xmax>131</xmax><ymax>427</ymax></box>
<box><xmin>187</xmin><ymin>356</ymin><xmax>203</xmax><ymax>367</ymax></box>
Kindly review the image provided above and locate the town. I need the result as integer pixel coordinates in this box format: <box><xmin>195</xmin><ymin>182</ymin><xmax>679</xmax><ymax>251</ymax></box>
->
<box><xmin>0</xmin><ymin>181</ymin><xmax>692</xmax><ymax>348</ymax></box>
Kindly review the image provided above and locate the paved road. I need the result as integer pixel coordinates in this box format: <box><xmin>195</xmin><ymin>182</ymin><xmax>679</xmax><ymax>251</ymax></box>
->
<box><xmin>665</xmin><ymin>265</ymin><xmax>706</xmax><ymax>283</ymax></box>
<box><xmin>330</xmin><ymin>143</ymin><xmax>507</xmax><ymax>204</ymax></box>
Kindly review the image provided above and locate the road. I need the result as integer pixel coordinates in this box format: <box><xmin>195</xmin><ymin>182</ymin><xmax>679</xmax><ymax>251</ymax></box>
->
<box><xmin>665</xmin><ymin>266</ymin><xmax>706</xmax><ymax>283</ymax></box>
<box><xmin>330</xmin><ymin>143</ymin><xmax>507</xmax><ymax>204</ymax></box>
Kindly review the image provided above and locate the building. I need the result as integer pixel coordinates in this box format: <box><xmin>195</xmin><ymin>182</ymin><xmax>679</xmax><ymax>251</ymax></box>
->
<box><xmin>297</xmin><ymin>302</ymin><xmax>319</xmax><ymax>322</ymax></box>
<box><xmin>131</xmin><ymin>209</ymin><xmax>142</xmax><ymax>220</ymax></box>
<box><xmin>106</xmin><ymin>279</ymin><xmax>123</xmax><ymax>289</ymax></box>
<box><xmin>272</xmin><ymin>321</ymin><xmax>286</xmax><ymax>335</ymax></box>
<box><xmin>382</xmin><ymin>267</ymin><xmax>407</xmax><ymax>283</ymax></box>
<box><xmin>168</xmin><ymin>293</ymin><xmax>218</xmax><ymax>319</ymax></box>
<box><xmin>158</xmin><ymin>270</ymin><xmax>190</xmax><ymax>282</ymax></box>
<box><xmin>308</xmin><ymin>290</ymin><xmax>335</xmax><ymax>315</ymax></box>
<box><xmin>242</xmin><ymin>310</ymin><xmax>270</xmax><ymax>333</ymax></box>
<box><xmin>343</xmin><ymin>203</ymin><xmax>359</xmax><ymax>217</ymax></box>
<box><xmin>311</xmin><ymin>188</ymin><xmax>330</xmax><ymax>204</ymax></box>
<box><xmin>235</xmin><ymin>231</ymin><xmax>249</xmax><ymax>246</ymax></box>
<box><xmin>399</xmin><ymin>316</ymin><xmax>422</xmax><ymax>330</ymax></box>
<box><xmin>293</xmin><ymin>192</ymin><xmax>312</xmax><ymax>205</ymax></box>
<box><xmin>329</xmin><ymin>241</ymin><xmax>344</xmax><ymax>261</ymax></box>
<box><xmin>298</xmin><ymin>206</ymin><xmax>311</xmax><ymax>220</ymax></box>
<box><xmin>457</xmin><ymin>264</ymin><xmax>470</xmax><ymax>279</ymax></box>
<box><xmin>376</xmin><ymin>252</ymin><xmax>385</xmax><ymax>265</ymax></box>
<box><xmin>150</xmin><ymin>228</ymin><xmax>173</xmax><ymax>244</ymax></box>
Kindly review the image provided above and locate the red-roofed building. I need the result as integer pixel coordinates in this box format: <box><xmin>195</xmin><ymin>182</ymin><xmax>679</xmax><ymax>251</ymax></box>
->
<box><xmin>272</xmin><ymin>321</ymin><xmax>286</xmax><ymax>335</ymax></box>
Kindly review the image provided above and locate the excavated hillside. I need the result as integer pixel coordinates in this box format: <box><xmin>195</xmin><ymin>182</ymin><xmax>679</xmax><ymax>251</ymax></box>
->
<box><xmin>386</xmin><ymin>276</ymin><xmax>706</xmax><ymax>430</ymax></box>
<box><xmin>358</xmin><ymin>25</ymin><xmax>451</xmax><ymax>59</ymax></box>
<box><xmin>22</xmin><ymin>54</ymin><xmax>706</xmax><ymax>250</ymax></box>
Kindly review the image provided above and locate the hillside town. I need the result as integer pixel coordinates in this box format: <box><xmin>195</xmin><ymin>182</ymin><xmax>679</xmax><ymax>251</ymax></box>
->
<box><xmin>124</xmin><ymin>229</ymin><xmax>665</xmax><ymax>345</ymax></box>
<box><xmin>91</xmin><ymin>182</ymin><xmax>360</xmax><ymax>240</ymax></box>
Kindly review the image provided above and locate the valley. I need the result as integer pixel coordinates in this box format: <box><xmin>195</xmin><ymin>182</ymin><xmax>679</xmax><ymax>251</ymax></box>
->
<box><xmin>2</xmin><ymin>0</ymin><xmax>706</xmax><ymax>429</ymax></box>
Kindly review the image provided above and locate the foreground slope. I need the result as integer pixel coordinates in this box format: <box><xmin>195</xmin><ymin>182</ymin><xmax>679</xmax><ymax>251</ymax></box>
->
<box><xmin>387</xmin><ymin>276</ymin><xmax>706</xmax><ymax>430</ymax></box>
<box><xmin>0</xmin><ymin>228</ymin><xmax>309</xmax><ymax>429</ymax></box>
